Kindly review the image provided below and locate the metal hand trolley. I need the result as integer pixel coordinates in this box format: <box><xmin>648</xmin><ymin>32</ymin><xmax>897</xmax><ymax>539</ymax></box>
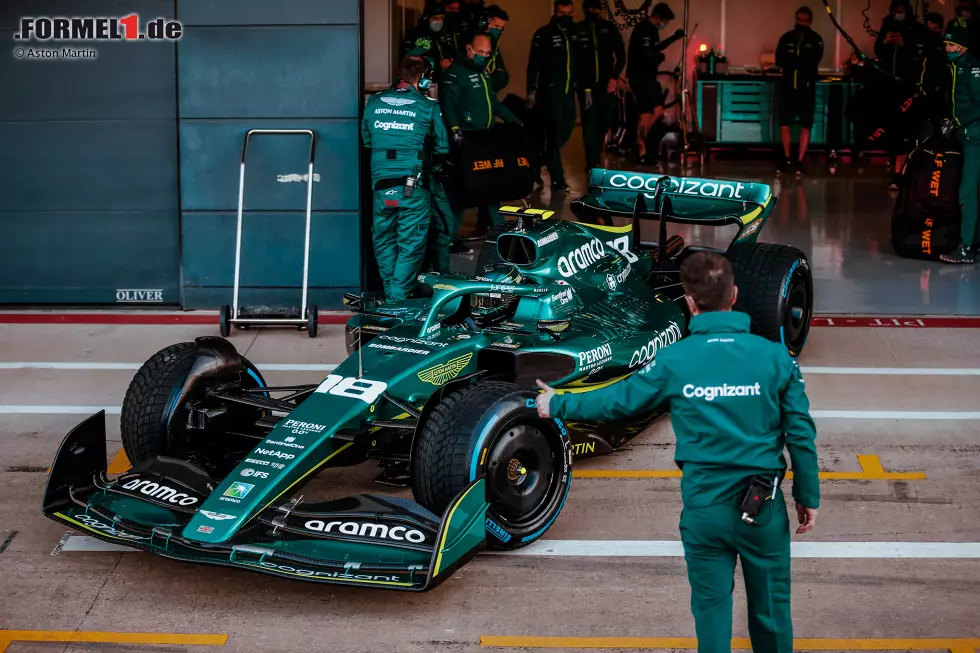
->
<box><xmin>219</xmin><ymin>129</ymin><xmax>319</xmax><ymax>338</ymax></box>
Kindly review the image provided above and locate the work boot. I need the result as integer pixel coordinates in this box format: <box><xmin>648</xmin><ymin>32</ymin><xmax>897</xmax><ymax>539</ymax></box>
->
<box><xmin>777</xmin><ymin>156</ymin><xmax>792</xmax><ymax>175</ymax></box>
<box><xmin>551</xmin><ymin>181</ymin><xmax>570</xmax><ymax>192</ymax></box>
<box><xmin>887</xmin><ymin>174</ymin><xmax>902</xmax><ymax>191</ymax></box>
<box><xmin>795</xmin><ymin>159</ymin><xmax>805</xmax><ymax>178</ymax></box>
<box><xmin>940</xmin><ymin>244</ymin><xmax>976</xmax><ymax>264</ymax></box>
<box><xmin>450</xmin><ymin>241</ymin><xmax>472</xmax><ymax>254</ymax></box>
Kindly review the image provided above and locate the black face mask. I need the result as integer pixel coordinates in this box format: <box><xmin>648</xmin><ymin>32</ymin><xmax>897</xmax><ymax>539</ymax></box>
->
<box><xmin>555</xmin><ymin>15</ymin><xmax>574</xmax><ymax>29</ymax></box>
<box><xmin>585</xmin><ymin>11</ymin><xmax>601</xmax><ymax>22</ymax></box>
<box><xmin>795</xmin><ymin>23</ymin><xmax>810</xmax><ymax>31</ymax></box>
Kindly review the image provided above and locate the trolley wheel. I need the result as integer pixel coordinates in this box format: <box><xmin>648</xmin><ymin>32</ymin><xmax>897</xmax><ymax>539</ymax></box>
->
<box><xmin>307</xmin><ymin>305</ymin><xmax>318</xmax><ymax>338</ymax></box>
<box><xmin>219</xmin><ymin>305</ymin><xmax>232</xmax><ymax>337</ymax></box>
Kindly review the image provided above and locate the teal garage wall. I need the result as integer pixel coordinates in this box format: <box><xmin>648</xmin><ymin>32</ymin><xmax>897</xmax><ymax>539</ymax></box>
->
<box><xmin>0</xmin><ymin>1</ymin><xmax>180</xmax><ymax>305</ymax></box>
<box><xmin>176</xmin><ymin>0</ymin><xmax>363</xmax><ymax>309</ymax></box>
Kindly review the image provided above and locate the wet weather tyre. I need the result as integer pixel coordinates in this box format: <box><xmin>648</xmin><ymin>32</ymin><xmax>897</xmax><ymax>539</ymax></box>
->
<box><xmin>219</xmin><ymin>305</ymin><xmax>231</xmax><ymax>337</ymax></box>
<box><xmin>120</xmin><ymin>343</ymin><xmax>200</xmax><ymax>465</ymax></box>
<box><xmin>413</xmin><ymin>381</ymin><xmax>571</xmax><ymax>551</ymax></box>
<box><xmin>727</xmin><ymin>242</ymin><xmax>813</xmax><ymax>357</ymax></box>
<box><xmin>120</xmin><ymin>343</ymin><xmax>267</xmax><ymax>466</ymax></box>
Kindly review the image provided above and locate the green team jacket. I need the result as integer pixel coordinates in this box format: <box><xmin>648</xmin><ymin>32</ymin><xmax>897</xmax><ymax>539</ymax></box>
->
<box><xmin>441</xmin><ymin>58</ymin><xmax>519</xmax><ymax>132</ymax></box>
<box><xmin>487</xmin><ymin>34</ymin><xmax>510</xmax><ymax>92</ymax></box>
<box><xmin>575</xmin><ymin>17</ymin><xmax>626</xmax><ymax>93</ymax></box>
<box><xmin>952</xmin><ymin>51</ymin><xmax>980</xmax><ymax>142</ymax></box>
<box><xmin>527</xmin><ymin>20</ymin><xmax>577</xmax><ymax>97</ymax></box>
<box><xmin>551</xmin><ymin>311</ymin><xmax>820</xmax><ymax>510</ymax></box>
<box><xmin>361</xmin><ymin>84</ymin><xmax>449</xmax><ymax>185</ymax></box>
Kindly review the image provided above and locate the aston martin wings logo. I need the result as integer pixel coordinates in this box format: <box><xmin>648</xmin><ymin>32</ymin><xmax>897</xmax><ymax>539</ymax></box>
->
<box><xmin>417</xmin><ymin>353</ymin><xmax>473</xmax><ymax>385</ymax></box>
<box><xmin>381</xmin><ymin>96</ymin><xmax>416</xmax><ymax>107</ymax></box>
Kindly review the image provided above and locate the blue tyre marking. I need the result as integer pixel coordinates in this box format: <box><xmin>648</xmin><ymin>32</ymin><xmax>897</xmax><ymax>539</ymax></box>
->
<box><xmin>520</xmin><ymin>477</ymin><xmax>572</xmax><ymax>543</ymax></box>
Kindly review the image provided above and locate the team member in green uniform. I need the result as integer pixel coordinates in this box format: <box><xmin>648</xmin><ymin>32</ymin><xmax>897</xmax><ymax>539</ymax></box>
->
<box><xmin>403</xmin><ymin>2</ymin><xmax>455</xmax><ymax>79</ymax></box>
<box><xmin>361</xmin><ymin>56</ymin><xmax>450</xmax><ymax>301</ymax></box>
<box><xmin>527</xmin><ymin>0</ymin><xmax>578</xmax><ymax>191</ymax></box>
<box><xmin>576</xmin><ymin>0</ymin><xmax>626</xmax><ymax>172</ymax></box>
<box><xmin>535</xmin><ymin>251</ymin><xmax>820</xmax><ymax>653</ymax></box>
<box><xmin>485</xmin><ymin>5</ymin><xmax>511</xmax><ymax>93</ymax></box>
<box><xmin>441</xmin><ymin>32</ymin><xmax>522</xmax><ymax>232</ymax></box>
<box><xmin>627</xmin><ymin>2</ymin><xmax>684</xmax><ymax>164</ymax></box>
<box><xmin>943</xmin><ymin>19</ymin><xmax>980</xmax><ymax>264</ymax></box>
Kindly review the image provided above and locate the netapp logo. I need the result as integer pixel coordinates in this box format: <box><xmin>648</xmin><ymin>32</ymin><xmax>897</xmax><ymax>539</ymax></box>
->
<box><xmin>557</xmin><ymin>238</ymin><xmax>607</xmax><ymax>277</ymax></box>
<box><xmin>115</xmin><ymin>289</ymin><xmax>163</xmax><ymax>303</ymax></box>
<box><xmin>121</xmin><ymin>478</ymin><xmax>199</xmax><ymax>505</ymax></box>
<box><xmin>254</xmin><ymin>448</ymin><xmax>294</xmax><ymax>461</ymax></box>
<box><xmin>608</xmin><ymin>174</ymin><xmax>746</xmax><ymax>200</ymax></box>
<box><xmin>374</xmin><ymin>120</ymin><xmax>415</xmax><ymax>131</ymax></box>
<box><xmin>304</xmin><ymin>520</ymin><xmax>427</xmax><ymax>543</ymax></box>
<box><xmin>629</xmin><ymin>322</ymin><xmax>683</xmax><ymax>368</ymax></box>
<box><xmin>683</xmin><ymin>383</ymin><xmax>762</xmax><ymax>401</ymax></box>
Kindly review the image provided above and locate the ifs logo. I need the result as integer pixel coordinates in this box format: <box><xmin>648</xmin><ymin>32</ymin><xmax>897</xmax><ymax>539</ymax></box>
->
<box><xmin>14</xmin><ymin>15</ymin><xmax>183</xmax><ymax>42</ymax></box>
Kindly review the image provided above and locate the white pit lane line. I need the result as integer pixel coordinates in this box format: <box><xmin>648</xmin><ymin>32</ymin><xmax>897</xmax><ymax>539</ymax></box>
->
<box><xmin>56</xmin><ymin>536</ymin><xmax>980</xmax><ymax>558</ymax></box>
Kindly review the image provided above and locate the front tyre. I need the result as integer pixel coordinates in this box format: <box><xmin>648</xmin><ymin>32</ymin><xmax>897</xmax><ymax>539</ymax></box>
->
<box><xmin>413</xmin><ymin>382</ymin><xmax>571</xmax><ymax>550</ymax></box>
<box><xmin>120</xmin><ymin>342</ymin><xmax>266</xmax><ymax>466</ymax></box>
<box><xmin>727</xmin><ymin>243</ymin><xmax>813</xmax><ymax>357</ymax></box>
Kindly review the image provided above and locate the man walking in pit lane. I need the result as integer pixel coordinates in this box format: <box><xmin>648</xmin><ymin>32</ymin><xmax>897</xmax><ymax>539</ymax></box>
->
<box><xmin>362</xmin><ymin>55</ymin><xmax>450</xmax><ymax>302</ymax></box>
<box><xmin>535</xmin><ymin>251</ymin><xmax>820</xmax><ymax>653</ymax></box>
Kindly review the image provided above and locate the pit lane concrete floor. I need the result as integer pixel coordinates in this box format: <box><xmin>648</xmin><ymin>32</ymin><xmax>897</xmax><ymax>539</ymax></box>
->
<box><xmin>2</xmin><ymin>322</ymin><xmax>980</xmax><ymax>652</ymax></box>
<box><xmin>451</xmin><ymin>134</ymin><xmax>980</xmax><ymax>316</ymax></box>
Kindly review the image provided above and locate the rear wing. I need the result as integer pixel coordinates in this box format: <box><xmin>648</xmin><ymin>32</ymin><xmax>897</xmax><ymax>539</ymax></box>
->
<box><xmin>570</xmin><ymin>169</ymin><xmax>774</xmax><ymax>243</ymax></box>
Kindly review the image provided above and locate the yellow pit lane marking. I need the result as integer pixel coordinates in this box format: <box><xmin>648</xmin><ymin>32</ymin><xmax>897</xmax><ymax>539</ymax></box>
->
<box><xmin>0</xmin><ymin>630</ymin><xmax>226</xmax><ymax>652</ymax></box>
<box><xmin>479</xmin><ymin>636</ymin><xmax>980</xmax><ymax>651</ymax></box>
<box><xmin>574</xmin><ymin>454</ymin><xmax>926</xmax><ymax>481</ymax></box>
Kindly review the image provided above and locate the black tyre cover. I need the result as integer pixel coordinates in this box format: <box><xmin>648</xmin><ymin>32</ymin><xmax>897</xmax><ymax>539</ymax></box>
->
<box><xmin>891</xmin><ymin>141</ymin><xmax>963</xmax><ymax>260</ymax></box>
<box><xmin>446</xmin><ymin>123</ymin><xmax>536</xmax><ymax>208</ymax></box>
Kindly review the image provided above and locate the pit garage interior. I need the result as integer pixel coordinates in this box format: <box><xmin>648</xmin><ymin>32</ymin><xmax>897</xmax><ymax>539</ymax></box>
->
<box><xmin>1</xmin><ymin>0</ymin><xmax>979</xmax><ymax>652</ymax></box>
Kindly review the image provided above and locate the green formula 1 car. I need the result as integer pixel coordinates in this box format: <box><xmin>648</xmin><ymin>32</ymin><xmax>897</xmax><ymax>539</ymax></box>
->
<box><xmin>42</xmin><ymin>169</ymin><xmax>812</xmax><ymax>591</ymax></box>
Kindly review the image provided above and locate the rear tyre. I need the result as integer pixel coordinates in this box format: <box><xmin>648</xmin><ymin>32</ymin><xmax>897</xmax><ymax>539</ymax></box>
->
<box><xmin>413</xmin><ymin>381</ymin><xmax>571</xmax><ymax>550</ymax></box>
<box><xmin>219</xmin><ymin>305</ymin><xmax>231</xmax><ymax>337</ymax></box>
<box><xmin>120</xmin><ymin>343</ymin><xmax>266</xmax><ymax>467</ymax></box>
<box><xmin>727</xmin><ymin>242</ymin><xmax>813</xmax><ymax>357</ymax></box>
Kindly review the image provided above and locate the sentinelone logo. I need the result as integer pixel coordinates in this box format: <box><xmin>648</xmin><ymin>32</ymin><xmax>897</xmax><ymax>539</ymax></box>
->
<box><xmin>14</xmin><ymin>15</ymin><xmax>183</xmax><ymax>42</ymax></box>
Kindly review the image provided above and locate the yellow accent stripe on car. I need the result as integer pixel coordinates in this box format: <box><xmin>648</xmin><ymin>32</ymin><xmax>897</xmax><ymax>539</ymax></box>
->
<box><xmin>433</xmin><ymin>480</ymin><xmax>482</xmax><ymax>575</ymax></box>
<box><xmin>254</xmin><ymin>442</ymin><xmax>354</xmax><ymax>516</ymax></box>
<box><xmin>581</xmin><ymin>222</ymin><xmax>633</xmax><ymax>234</ymax></box>
<box><xmin>738</xmin><ymin>194</ymin><xmax>772</xmax><ymax>225</ymax></box>
<box><xmin>556</xmin><ymin>373</ymin><xmax>633</xmax><ymax>394</ymax></box>
<box><xmin>54</xmin><ymin>513</ymin><xmax>142</xmax><ymax>544</ymax></box>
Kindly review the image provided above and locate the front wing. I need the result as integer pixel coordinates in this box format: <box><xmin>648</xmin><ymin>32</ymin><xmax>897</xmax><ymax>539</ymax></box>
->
<box><xmin>42</xmin><ymin>412</ymin><xmax>488</xmax><ymax>591</ymax></box>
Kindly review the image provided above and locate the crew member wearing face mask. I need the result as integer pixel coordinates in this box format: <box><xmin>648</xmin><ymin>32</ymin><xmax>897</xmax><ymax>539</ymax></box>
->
<box><xmin>458</xmin><ymin>0</ymin><xmax>486</xmax><ymax>39</ymax></box>
<box><xmin>941</xmin><ymin>20</ymin><xmax>980</xmax><ymax>264</ymax></box>
<box><xmin>362</xmin><ymin>56</ymin><xmax>449</xmax><ymax>302</ymax></box>
<box><xmin>441</xmin><ymin>33</ymin><xmax>523</xmax><ymax>235</ymax></box>
<box><xmin>774</xmin><ymin>6</ymin><xmax>824</xmax><ymax>178</ymax></box>
<box><xmin>875</xmin><ymin>0</ymin><xmax>925</xmax><ymax>190</ymax></box>
<box><xmin>627</xmin><ymin>2</ymin><xmax>684</xmax><ymax>165</ymax></box>
<box><xmin>874</xmin><ymin>1</ymin><xmax>922</xmax><ymax>81</ymax></box>
<box><xmin>484</xmin><ymin>5</ymin><xmax>510</xmax><ymax>93</ymax></box>
<box><xmin>403</xmin><ymin>2</ymin><xmax>456</xmax><ymax>77</ymax></box>
<box><xmin>443</xmin><ymin>0</ymin><xmax>463</xmax><ymax>56</ymax></box>
<box><xmin>946</xmin><ymin>1</ymin><xmax>979</xmax><ymax>50</ymax></box>
<box><xmin>527</xmin><ymin>0</ymin><xmax>579</xmax><ymax>191</ymax></box>
<box><xmin>576</xmin><ymin>0</ymin><xmax>626</xmax><ymax>172</ymax></box>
